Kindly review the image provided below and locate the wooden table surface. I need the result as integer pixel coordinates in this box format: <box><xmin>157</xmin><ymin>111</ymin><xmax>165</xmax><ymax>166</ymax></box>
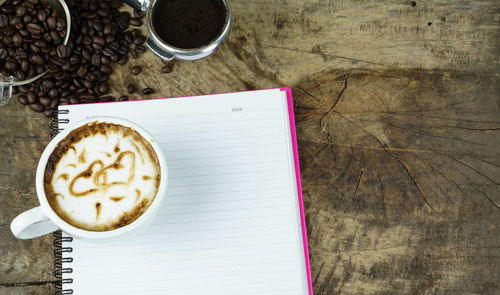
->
<box><xmin>1</xmin><ymin>0</ymin><xmax>499</xmax><ymax>294</ymax></box>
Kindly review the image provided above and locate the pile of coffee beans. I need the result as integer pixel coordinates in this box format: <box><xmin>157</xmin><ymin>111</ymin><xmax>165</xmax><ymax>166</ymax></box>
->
<box><xmin>0</xmin><ymin>0</ymin><xmax>67</xmax><ymax>81</ymax></box>
<box><xmin>1</xmin><ymin>0</ymin><xmax>153</xmax><ymax>116</ymax></box>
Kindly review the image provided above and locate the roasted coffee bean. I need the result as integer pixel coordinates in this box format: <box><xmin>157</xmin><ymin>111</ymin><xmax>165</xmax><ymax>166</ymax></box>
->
<box><xmin>130</xmin><ymin>17</ymin><xmax>142</xmax><ymax>27</ymax></box>
<box><xmin>143</xmin><ymin>87</ymin><xmax>155</xmax><ymax>95</ymax></box>
<box><xmin>47</xmin><ymin>16</ymin><xmax>56</xmax><ymax>30</ymax></box>
<box><xmin>99</xmin><ymin>82</ymin><xmax>109</xmax><ymax>94</ymax></box>
<box><xmin>30</xmin><ymin>103</ymin><xmax>44</xmax><ymax>112</ymax></box>
<box><xmin>20</xmin><ymin>59</ymin><xmax>30</xmax><ymax>72</ymax></box>
<box><xmin>100</xmin><ymin>55</ymin><xmax>111</xmax><ymax>64</ymax></box>
<box><xmin>0</xmin><ymin>49</ymin><xmax>8</xmax><ymax>59</ymax></box>
<box><xmin>16</xmin><ymin>71</ymin><xmax>26</xmax><ymax>80</ymax></box>
<box><xmin>4</xmin><ymin>61</ymin><xmax>18</xmax><ymax>71</ymax></box>
<box><xmin>93</xmin><ymin>36</ymin><xmax>105</xmax><ymax>46</ymax></box>
<box><xmin>26</xmin><ymin>23</ymin><xmax>43</xmax><ymax>35</ymax></box>
<box><xmin>161</xmin><ymin>63</ymin><xmax>173</xmax><ymax>73</ymax></box>
<box><xmin>91</xmin><ymin>42</ymin><xmax>103</xmax><ymax>51</ymax></box>
<box><xmin>56</xmin><ymin>44</ymin><xmax>70</xmax><ymax>58</ymax></box>
<box><xmin>110</xmin><ymin>42</ymin><xmax>120</xmax><ymax>51</ymax></box>
<box><xmin>82</xmin><ymin>35</ymin><xmax>92</xmax><ymax>45</ymax></box>
<box><xmin>91</xmin><ymin>53</ymin><xmax>101</xmax><ymax>65</ymax></box>
<box><xmin>19</xmin><ymin>85</ymin><xmax>30</xmax><ymax>93</ymax></box>
<box><xmin>134</xmin><ymin>45</ymin><xmax>146</xmax><ymax>54</ymax></box>
<box><xmin>0</xmin><ymin>14</ymin><xmax>8</xmax><ymax>27</ymax></box>
<box><xmin>124</xmin><ymin>31</ymin><xmax>133</xmax><ymax>43</ymax></box>
<box><xmin>34</xmin><ymin>39</ymin><xmax>46</xmax><ymax>47</ymax></box>
<box><xmin>10</xmin><ymin>16</ymin><xmax>21</xmax><ymax>26</ymax></box>
<box><xmin>105</xmin><ymin>34</ymin><xmax>115</xmax><ymax>43</ymax></box>
<box><xmin>110</xmin><ymin>0</ymin><xmax>123</xmax><ymax>9</ymax></box>
<box><xmin>15</xmin><ymin>5</ymin><xmax>26</xmax><ymax>17</ymax></box>
<box><xmin>12</xmin><ymin>32</ymin><xmax>23</xmax><ymax>45</ymax></box>
<box><xmin>27</xmin><ymin>92</ymin><xmax>37</xmax><ymax>104</ymax></box>
<box><xmin>133</xmin><ymin>9</ymin><xmax>144</xmax><ymax>19</ymax></box>
<box><xmin>130</xmin><ymin>66</ymin><xmax>141</xmax><ymax>75</ymax></box>
<box><xmin>3</xmin><ymin>26</ymin><xmax>16</xmax><ymax>35</ymax></box>
<box><xmin>48</xmin><ymin>88</ymin><xmax>59</xmax><ymax>98</ymax></box>
<box><xmin>31</xmin><ymin>54</ymin><xmax>44</xmax><ymax>65</ymax></box>
<box><xmin>52</xmin><ymin>56</ymin><xmax>65</xmax><ymax>66</ymax></box>
<box><xmin>39</xmin><ymin>96</ymin><xmax>51</xmax><ymax>107</ymax></box>
<box><xmin>117</xmin><ymin>54</ymin><xmax>129</xmax><ymax>65</ymax></box>
<box><xmin>36</xmin><ymin>9</ymin><xmax>47</xmax><ymax>22</ymax></box>
<box><xmin>127</xmin><ymin>84</ymin><xmax>137</xmax><ymax>94</ymax></box>
<box><xmin>103</xmin><ymin>24</ymin><xmax>113</xmax><ymax>35</ymax></box>
<box><xmin>100</xmin><ymin>64</ymin><xmax>113</xmax><ymax>75</ymax></box>
<box><xmin>51</xmin><ymin>30</ymin><xmax>61</xmax><ymax>43</ymax></box>
<box><xmin>56</xmin><ymin>18</ymin><xmax>65</xmax><ymax>30</ymax></box>
<box><xmin>18</xmin><ymin>95</ymin><xmax>28</xmax><ymax>105</ymax></box>
<box><xmin>46</xmin><ymin>64</ymin><xmax>59</xmax><ymax>73</ymax></box>
<box><xmin>69</xmin><ymin>97</ymin><xmax>80</xmax><ymax>104</ymax></box>
<box><xmin>102</xmin><ymin>48</ymin><xmax>114</xmax><ymax>57</ymax></box>
<box><xmin>120</xmin><ymin>11</ymin><xmax>131</xmax><ymax>21</ymax></box>
<box><xmin>133</xmin><ymin>35</ymin><xmax>146</xmax><ymax>45</ymax></box>
<box><xmin>118</xmin><ymin>95</ymin><xmax>129</xmax><ymax>101</ymax></box>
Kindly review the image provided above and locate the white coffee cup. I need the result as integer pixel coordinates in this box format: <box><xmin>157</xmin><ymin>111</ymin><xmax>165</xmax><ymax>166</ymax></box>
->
<box><xmin>10</xmin><ymin>117</ymin><xmax>168</xmax><ymax>240</ymax></box>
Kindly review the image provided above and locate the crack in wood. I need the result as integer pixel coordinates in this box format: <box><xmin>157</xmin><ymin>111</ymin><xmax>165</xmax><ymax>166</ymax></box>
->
<box><xmin>0</xmin><ymin>280</ymin><xmax>58</xmax><ymax>288</ymax></box>
<box><xmin>332</xmin><ymin>110</ymin><xmax>436</xmax><ymax>211</ymax></box>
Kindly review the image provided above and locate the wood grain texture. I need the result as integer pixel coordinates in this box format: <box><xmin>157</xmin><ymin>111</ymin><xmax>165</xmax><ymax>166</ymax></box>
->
<box><xmin>0</xmin><ymin>101</ymin><xmax>54</xmax><ymax>285</ymax></box>
<box><xmin>295</xmin><ymin>69</ymin><xmax>499</xmax><ymax>295</ymax></box>
<box><xmin>0</xmin><ymin>0</ymin><xmax>499</xmax><ymax>294</ymax></box>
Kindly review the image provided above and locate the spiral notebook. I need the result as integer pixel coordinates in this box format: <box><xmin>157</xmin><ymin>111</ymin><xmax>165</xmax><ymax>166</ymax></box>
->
<box><xmin>52</xmin><ymin>88</ymin><xmax>312</xmax><ymax>295</ymax></box>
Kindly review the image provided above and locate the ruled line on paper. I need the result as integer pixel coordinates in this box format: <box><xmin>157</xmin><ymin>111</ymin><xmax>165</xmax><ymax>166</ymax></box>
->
<box><xmin>78</xmin><ymin>268</ymin><xmax>299</xmax><ymax>285</ymax></box>
<box><xmin>124</xmin><ymin>107</ymin><xmax>283</xmax><ymax>121</ymax></box>
<box><xmin>168</xmin><ymin>176</ymin><xmax>289</xmax><ymax>188</ymax></box>
<box><xmin>163</xmin><ymin>195</ymin><xmax>290</xmax><ymax>206</ymax></box>
<box><xmin>169</xmin><ymin>168</ymin><xmax>289</xmax><ymax>179</ymax></box>
<box><xmin>143</xmin><ymin>116</ymin><xmax>283</xmax><ymax>129</ymax></box>
<box><xmin>139</xmin><ymin>221</ymin><xmax>293</xmax><ymax>236</ymax></box>
<box><xmin>157</xmin><ymin>203</ymin><xmax>291</xmax><ymax>216</ymax></box>
<box><xmin>150</xmin><ymin>213</ymin><xmax>291</xmax><ymax>226</ymax></box>
<box><xmin>75</xmin><ymin>250</ymin><xmax>297</xmax><ymax>270</ymax></box>
<box><xmin>77</xmin><ymin>263</ymin><xmax>298</xmax><ymax>283</ymax></box>
<box><xmin>153</xmin><ymin>124</ymin><xmax>284</xmax><ymax>137</ymax></box>
<box><xmin>167</xmin><ymin>150</ymin><xmax>285</xmax><ymax>162</ymax></box>
<box><xmin>71</xmin><ymin>240</ymin><xmax>294</xmax><ymax>259</ymax></box>
<box><xmin>168</xmin><ymin>159</ymin><xmax>287</xmax><ymax>170</ymax></box>
<box><xmin>98</xmin><ymin>278</ymin><xmax>299</xmax><ymax>295</ymax></box>
<box><xmin>168</xmin><ymin>185</ymin><xmax>290</xmax><ymax>197</ymax></box>
<box><xmin>158</xmin><ymin>132</ymin><xmax>284</xmax><ymax>145</ymax></box>
<box><xmin>162</xmin><ymin>141</ymin><xmax>285</xmax><ymax>153</ymax></box>
<box><xmin>75</xmin><ymin>231</ymin><xmax>295</xmax><ymax>251</ymax></box>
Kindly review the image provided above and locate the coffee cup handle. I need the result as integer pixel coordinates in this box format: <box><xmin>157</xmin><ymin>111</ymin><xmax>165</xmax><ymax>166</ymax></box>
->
<box><xmin>11</xmin><ymin>207</ymin><xmax>59</xmax><ymax>239</ymax></box>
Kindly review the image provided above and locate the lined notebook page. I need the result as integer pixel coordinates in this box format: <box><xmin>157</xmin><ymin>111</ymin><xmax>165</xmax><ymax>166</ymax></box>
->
<box><xmin>59</xmin><ymin>89</ymin><xmax>309</xmax><ymax>295</ymax></box>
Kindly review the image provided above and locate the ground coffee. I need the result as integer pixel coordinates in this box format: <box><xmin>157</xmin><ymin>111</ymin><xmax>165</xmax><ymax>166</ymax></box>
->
<box><xmin>152</xmin><ymin>0</ymin><xmax>226</xmax><ymax>49</ymax></box>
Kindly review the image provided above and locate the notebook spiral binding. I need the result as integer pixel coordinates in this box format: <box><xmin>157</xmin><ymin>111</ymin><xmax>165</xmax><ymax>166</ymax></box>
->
<box><xmin>50</xmin><ymin>109</ymin><xmax>74</xmax><ymax>295</ymax></box>
<box><xmin>49</xmin><ymin>109</ymin><xmax>70</xmax><ymax>138</ymax></box>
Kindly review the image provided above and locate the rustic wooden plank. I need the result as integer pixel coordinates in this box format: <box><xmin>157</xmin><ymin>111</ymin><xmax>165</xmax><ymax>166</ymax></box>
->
<box><xmin>0</xmin><ymin>100</ymin><xmax>55</xmax><ymax>285</ymax></box>
<box><xmin>0</xmin><ymin>284</ymin><xmax>55</xmax><ymax>295</ymax></box>
<box><xmin>296</xmin><ymin>69</ymin><xmax>499</xmax><ymax>294</ymax></box>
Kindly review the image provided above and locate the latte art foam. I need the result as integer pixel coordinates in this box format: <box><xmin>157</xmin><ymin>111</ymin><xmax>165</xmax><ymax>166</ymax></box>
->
<box><xmin>44</xmin><ymin>122</ymin><xmax>161</xmax><ymax>231</ymax></box>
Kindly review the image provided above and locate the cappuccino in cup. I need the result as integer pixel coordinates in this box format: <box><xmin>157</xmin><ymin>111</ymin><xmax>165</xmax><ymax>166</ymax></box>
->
<box><xmin>44</xmin><ymin>122</ymin><xmax>161</xmax><ymax>231</ymax></box>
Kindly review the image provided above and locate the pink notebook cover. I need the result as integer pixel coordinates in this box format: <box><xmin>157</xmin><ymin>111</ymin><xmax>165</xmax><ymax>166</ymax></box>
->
<box><xmin>280</xmin><ymin>87</ymin><xmax>314</xmax><ymax>295</ymax></box>
<box><xmin>68</xmin><ymin>87</ymin><xmax>313</xmax><ymax>294</ymax></box>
